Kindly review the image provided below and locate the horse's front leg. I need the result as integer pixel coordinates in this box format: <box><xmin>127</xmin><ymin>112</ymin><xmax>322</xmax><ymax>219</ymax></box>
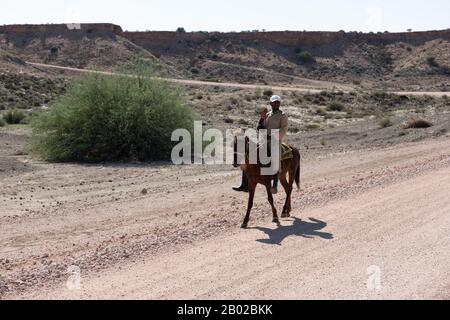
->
<box><xmin>241</xmin><ymin>181</ymin><xmax>256</xmax><ymax>228</ymax></box>
<box><xmin>265</xmin><ymin>183</ymin><xmax>279</xmax><ymax>224</ymax></box>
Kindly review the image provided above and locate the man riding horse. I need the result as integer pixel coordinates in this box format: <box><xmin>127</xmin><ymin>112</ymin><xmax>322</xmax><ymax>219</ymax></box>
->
<box><xmin>233</xmin><ymin>94</ymin><xmax>288</xmax><ymax>194</ymax></box>
<box><xmin>231</xmin><ymin>95</ymin><xmax>300</xmax><ymax>228</ymax></box>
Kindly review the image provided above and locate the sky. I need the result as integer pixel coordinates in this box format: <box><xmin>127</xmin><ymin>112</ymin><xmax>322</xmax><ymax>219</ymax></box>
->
<box><xmin>1</xmin><ymin>0</ymin><xmax>449</xmax><ymax>33</ymax></box>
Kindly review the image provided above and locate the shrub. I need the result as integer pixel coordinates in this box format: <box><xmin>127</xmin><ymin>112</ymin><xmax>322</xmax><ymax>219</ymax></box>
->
<box><xmin>238</xmin><ymin>118</ymin><xmax>249</xmax><ymax>125</ymax></box>
<box><xmin>224</xmin><ymin>117</ymin><xmax>234</xmax><ymax>124</ymax></box>
<box><xmin>327</xmin><ymin>102</ymin><xmax>345</xmax><ymax>112</ymax></box>
<box><xmin>297</xmin><ymin>51</ymin><xmax>315</xmax><ymax>64</ymax></box>
<box><xmin>209</xmin><ymin>34</ymin><xmax>221</xmax><ymax>42</ymax></box>
<box><xmin>0</xmin><ymin>117</ymin><xmax>5</xmax><ymax>127</ymax></box>
<box><xmin>305</xmin><ymin>123</ymin><xmax>321</xmax><ymax>131</ymax></box>
<box><xmin>3</xmin><ymin>110</ymin><xmax>27</xmax><ymax>124</ymax></box>
<box><xmin>404</xmin><ymin>118</ymin><xmax>433</xmax><ymax>129</ymax></box>
<box><xmin>379</xmin><ymin>52</ymin><xmax>393</xmax><ymax>65</ymax></box>
<box><xmin>426</xmin><ymin>56</ymin><xmax>438</xmax><ymax>67</ymax></box>
<box><xmin>176</xmin><ymin>27</ymin><xmax>186</xmax><ymax>33</ymax></box>
<box><xmin>315</xmin><ymin>108</ymin><xmax>327</xmax><ymax>116</ymax></box>
<box><xmin>379</xmin><ymin>117</ymin><xmax>393</xmax><ymax>128</ymax></box>
<box><xmin>31</xmin><ymin>74</ymin><xmax>197</xmax><ymax>162</ymax></box>
<box><xmin>263</xmin><ymin>89</ymin><xmax>273</xmax><ymax>97</ymax></box>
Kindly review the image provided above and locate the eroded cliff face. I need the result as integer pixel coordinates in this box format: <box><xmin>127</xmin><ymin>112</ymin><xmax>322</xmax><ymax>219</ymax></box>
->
<box><xmin>123</xmin><ymin>29</ymin><xmax>450</xmax><ymax>50</ymax></box>
<box><xmin>2</xmin><ymin>23</ymin><xmax>449</xmax><ymax>49</ymax></box>
<box><xmin>0</xmin><ymin>23</ymin><xmax>123</xmax><ymax>35</ymax></box>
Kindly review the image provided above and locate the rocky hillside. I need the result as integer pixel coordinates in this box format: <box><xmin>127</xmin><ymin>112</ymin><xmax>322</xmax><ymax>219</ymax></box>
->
<box><xmin>125</xmin><ymin>29</ymin><xmax>450</xmax><ymax>90</ymax></box>
<box><xmin>1</xmin><ymin>23</ymin><xmax>449</xmax><ymax>90</ymax></box>
<box><xmin>0</xmin><ymin>24</ymin><xmax>177</xmax><ymax>76</ymax></box>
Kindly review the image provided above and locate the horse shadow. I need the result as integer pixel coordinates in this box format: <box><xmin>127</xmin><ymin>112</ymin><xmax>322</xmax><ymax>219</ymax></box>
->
<box><xmin>251</xmin><ymin>217</ymin><xmax>333</xmax><ymax>245</ymax></box>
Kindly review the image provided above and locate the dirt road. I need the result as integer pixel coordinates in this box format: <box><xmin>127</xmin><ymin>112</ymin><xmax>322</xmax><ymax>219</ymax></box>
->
<box><xmin>2</xmin><ymin>130</ymin><xmax>450</xmax><ymax>299</ymax></box>
<box><xmin>26</xmin><ymin>61</ymin><xmax>450</xmax><ymax>97</ymax></box>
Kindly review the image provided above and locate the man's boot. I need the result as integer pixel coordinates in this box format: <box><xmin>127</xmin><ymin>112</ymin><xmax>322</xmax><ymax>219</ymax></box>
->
<box><xmin>233</xmin><ymin>172</ymin><xmax>249</xmax><ymax>192</ymax></box>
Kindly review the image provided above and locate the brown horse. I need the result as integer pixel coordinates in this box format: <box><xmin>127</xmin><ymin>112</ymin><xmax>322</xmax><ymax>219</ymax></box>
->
<box><xmin>233</xmin><ymin>132</ymin><xmax>301</xmax><ymax>228</ymax></box>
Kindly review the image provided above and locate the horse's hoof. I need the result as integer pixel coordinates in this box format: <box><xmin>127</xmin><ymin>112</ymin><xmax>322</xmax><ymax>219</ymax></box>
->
<box><xmin>272</xmin><ymin>218</ymin><xmax>280</xmax><ymax>224</ymax></box>
<box><xmin>241</xmin><ymin>223</ymin><xmax>248</xmax><ymax>229</ymax></box>
<box><xmin>281</xmin><ymin>213</ymin><xmax>290</xmax><ymax>218</ymax></box>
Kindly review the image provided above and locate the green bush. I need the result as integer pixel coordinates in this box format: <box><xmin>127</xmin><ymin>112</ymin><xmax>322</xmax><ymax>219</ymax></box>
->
<box><xmin>31</xmin><ymin>74</ymin><xmax>197</xmax><ymax>162</ymax></box>
<box><xmin>0</xmin><ymin>117</ymin><xmax>5</xmax><ymax>127</ymax></box>
<box><xmin>263</xmin><ymin>89</ymin><xmax>273</xmax><ymax>97</ymax></box>
<box><xmin>327</xmin><ymin>102</ymin><xmax>345</xmax><ymax>112</ymax></box>
<box><xmin>3</xmin><ymin>110</ymin><xmax>27</xmax><ymax>124</ymax></box>
<box><xmin>426</xmin><ymin>56</ymin><xmax>438</xmax><ymax>67</ymax></box>
<box><xmin>305</xmin><ymin>123</ymin><xmax>321</xmax><ymax>131</ymax></box>
<box><xmin>297</xmin><ymin>51</ymin><xmax>315</xmax><ymax>64</ymax></box>
<box><xmin>315</xmin><ymin>108</ymin><xmax>327</xmax><ymax>116</ymax></box>
<box><xmin>379</xmin><ymin>117</ymin><xmax>393</xmax><ymax>128</ymax></box>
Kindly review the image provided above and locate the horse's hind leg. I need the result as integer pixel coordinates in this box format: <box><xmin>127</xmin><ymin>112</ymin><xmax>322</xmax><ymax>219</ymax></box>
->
<box><xmin>280</xmin><ymin>171</ymin><xmax>292</xmax><ymax>218</ymax></box>
<box><xmin>286</xmin><ymin>168</ymin><xmax>295</xmax><ymax>214</ymax></box>
<box><xmin>265</xmin><ymin>183</ymin><xmax>279</xmax><ymax>224</ymax></box>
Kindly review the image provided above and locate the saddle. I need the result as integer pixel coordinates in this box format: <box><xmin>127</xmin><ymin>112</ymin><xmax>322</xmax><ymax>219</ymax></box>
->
<box><xmin>257</xmin><ymin>143</ymin><xmax>294</xmax><ymax>168</ymax></box>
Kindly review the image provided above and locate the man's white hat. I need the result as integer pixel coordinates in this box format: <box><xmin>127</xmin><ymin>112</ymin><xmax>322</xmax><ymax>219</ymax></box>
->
<box><xmin>270</xmin><ymin>95</ymin><xmax>281</xmax><ymax>103</ymax></box>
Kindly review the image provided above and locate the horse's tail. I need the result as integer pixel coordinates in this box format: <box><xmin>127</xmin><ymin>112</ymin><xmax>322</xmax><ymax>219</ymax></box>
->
<box><xmin>294</xmin><ymin>148</ymin><xmax>301</xmax><ymax>190</ymax></box>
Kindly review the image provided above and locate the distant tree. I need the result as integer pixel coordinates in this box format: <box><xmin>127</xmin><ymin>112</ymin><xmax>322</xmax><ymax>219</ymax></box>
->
<box><xmin>407</xmin><ymin>28</ymin><xmax>413</xmax><ymax>32</ymax></box>
<box><xmin>176</xmin><ymin>27</ymin><xmax>186</xmax><ymax>33</ymax></box>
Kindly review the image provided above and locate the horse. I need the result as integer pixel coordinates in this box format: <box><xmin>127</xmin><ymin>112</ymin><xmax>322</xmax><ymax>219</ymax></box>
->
<box><xmin>232</xmin><ymin>130</ymin><xmax>301</xmax><ymax>228</ymax></box>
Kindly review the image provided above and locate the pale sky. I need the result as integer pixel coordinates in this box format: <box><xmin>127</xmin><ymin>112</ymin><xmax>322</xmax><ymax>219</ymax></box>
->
<box><xmin>1</xmin><ymin>0</ymin><xmax>449</xmax><ymax>33</ymax></box>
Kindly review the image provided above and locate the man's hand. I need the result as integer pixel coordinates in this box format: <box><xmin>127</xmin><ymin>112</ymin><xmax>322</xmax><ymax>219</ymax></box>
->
<box><xmin>260</xmin><ymin>109</ymin><xmax>268</xmax><ymax>120</ymax></box>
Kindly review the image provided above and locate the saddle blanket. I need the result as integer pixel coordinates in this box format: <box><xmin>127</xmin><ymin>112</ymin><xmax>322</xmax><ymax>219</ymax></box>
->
<box><xmin>281</xmin><ymin>143</ymin><xmax>293</xmax><ymax>160</ymax></box>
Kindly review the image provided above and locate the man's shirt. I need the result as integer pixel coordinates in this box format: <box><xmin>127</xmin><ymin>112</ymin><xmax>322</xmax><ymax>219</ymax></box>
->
<box><xmin>263</xmin><ymin>109</ymin><xmax>288</xmax><ymax>142</ymax></box>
